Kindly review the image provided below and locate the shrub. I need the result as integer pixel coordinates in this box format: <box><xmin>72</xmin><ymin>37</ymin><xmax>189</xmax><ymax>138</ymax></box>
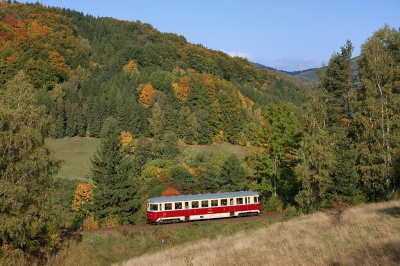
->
<box><xmin>283</xmin><ymin>204</ymin><xmax>299</xmax><ymax>220</ymax></box>
<box><xmin>264</xmin><ymin>195</ymin><xmax>283</xmax><ymax>212</ymax></box>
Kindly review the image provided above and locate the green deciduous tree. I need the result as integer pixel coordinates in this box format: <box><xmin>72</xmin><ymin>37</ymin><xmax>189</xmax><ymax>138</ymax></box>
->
<box><xmin>352</xmin><ymin>25</ymin><xmax>400</xmax><ymax>200</ymax></box>
<box><xmin>0</xmin><ymin>71</ymin><xmax>61</xmax><ymax>264</ymax></box>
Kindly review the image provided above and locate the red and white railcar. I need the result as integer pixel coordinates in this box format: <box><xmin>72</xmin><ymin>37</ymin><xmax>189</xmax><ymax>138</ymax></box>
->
<box><xmin>146</xmin><ymin>191</ymin><xmax>261</xmax><ymax>224</ymax></box>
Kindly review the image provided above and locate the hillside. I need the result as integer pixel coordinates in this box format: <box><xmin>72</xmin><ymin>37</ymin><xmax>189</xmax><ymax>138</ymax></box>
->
<box><xmin>0</xmin><ymin>1</ymin><xmax>307</xmax><ymax>146</ymax></box>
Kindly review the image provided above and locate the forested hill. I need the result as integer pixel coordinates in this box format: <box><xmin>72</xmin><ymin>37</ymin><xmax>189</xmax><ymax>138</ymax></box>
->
<box><xmin>0</xmin><ymin>2</ymin><xmax>306</xmax><ymax>145</ymax></box>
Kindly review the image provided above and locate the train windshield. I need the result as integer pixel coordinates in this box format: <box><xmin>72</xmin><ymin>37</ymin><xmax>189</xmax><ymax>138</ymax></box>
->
<box><xmin>149</xmin><ymin>204</ymin><xmax>158</xmax><ymax>211</ymax></box>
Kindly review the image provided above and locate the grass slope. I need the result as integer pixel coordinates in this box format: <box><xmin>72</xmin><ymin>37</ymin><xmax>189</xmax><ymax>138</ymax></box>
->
<box><xmin>46</xmin><ymin>137</ymin><xmax>100</xmax><ymax>181</ymax></box>
<box><xmin>120</xmin><ymin>200</ymin><xmax>400</xmax><ymax>266</ymax></box>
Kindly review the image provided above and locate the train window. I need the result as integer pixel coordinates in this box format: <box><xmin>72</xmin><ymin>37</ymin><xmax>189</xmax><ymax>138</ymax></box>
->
<box><xmin>236</xmin><ymin>198</ymin><xmax>243</xmax><ymax>205</ymax></box>
<box><xmin>201</xmin><ymin>200</ymin><xmax>209</xmax><ymax>208</ymax></box>
<box><xmin>245</xmin><ymin>197</ymin><xmax>248</xmax><ymax>204</ymax></box>
<box><xmin>175</xmin><ymin>202</ymin><xmax>182</xmax><ymax>210</ymax></box>
<box><xmin>221</xmin><ymin>199</ymin><xmax>227</xmax><ymax>206</ymax></box>
<box><xmin>192</xmin><ymin>201</ymin><xmax>199</xmax><ymax>208</ymax></box>
<box><xmin>185</xmin><ymin>202</ymin><xmax>189</xmax><ymax>209</ymax></box>
<box><xmin>165</xmin><ymin>203</ymin><xmax>172</xmax><ymax>210</ymax></box>
<box><xmin>230</xmin><ymin>198</ymin><xmax>233</xmax><ymax>205</ymax></box>
<box><xmin>211</xmin><ymin>199</ymin><xmax>218</xmax><ymax>206</ymax></box>
<box><xmin>254</xmin><ymin>196</ymin><xmax>258</xmax><ymax>203</ymax></box>
<box><xmin>150</xmin><ymin>204</ymin><xmax>158</xmax><ymax>211</ymax></box>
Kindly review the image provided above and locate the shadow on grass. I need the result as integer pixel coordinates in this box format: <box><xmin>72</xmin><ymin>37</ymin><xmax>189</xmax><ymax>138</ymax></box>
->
<box><xmin>377</xmin><ymin>206</ymin><xmax>400</xmax><ymax>218</ymax></box>
<box><xmin>328</xmin><ymin>240</ymin><xmax>400</xmax><ymax>266</ymax></box>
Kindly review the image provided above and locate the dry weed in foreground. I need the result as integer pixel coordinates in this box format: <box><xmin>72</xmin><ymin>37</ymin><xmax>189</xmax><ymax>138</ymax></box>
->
<box><xmin>118</xmin><ymin>200</ymin><xmax>400</xmax><ymax>266</ymax></box>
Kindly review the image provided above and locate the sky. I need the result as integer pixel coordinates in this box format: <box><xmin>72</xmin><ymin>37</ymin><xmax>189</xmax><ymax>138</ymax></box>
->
<box><xmin>35</xmin><ymin>0</ymin><xmax>400</xmax><ymax>72</ymax></box>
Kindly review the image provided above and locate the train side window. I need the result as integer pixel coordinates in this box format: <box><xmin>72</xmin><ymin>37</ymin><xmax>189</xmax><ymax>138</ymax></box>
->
<box><xmin>245</xmin><ymin>197</ymin><xmax>248</xmax><ymax>204</ymax></box>
<box><xmin>211</xmin><ymin>199</ymin><xmax>218</xmax><ymax>206</ymax></box>
<box><xmin>165</xmin><ymin>203</ymin><xmax>172</xmax><ymax>210</ymax></box>
<box><xmin>159</xmin><ymin>204</ymin><xmax>162</xmax><ymax>211</ymax></box>
<box><xmin>185</xmin><ymin>202</ymin><xmax>189</xmax><ymax>209</ymax></box>
<box><xmin>175</xmin><ymin>202</ymin><xmax>182</xmax><ymax>210</ymax></box>
<box><xmin>230</xmin><ymin>198</ymin><xmax>233</xmax><ymax>205</ymax></box>
<box><xmin>201</xmin><ymin>200</ymin><xmax>209</xmax><ymax>208</ymax></box>
<box><xmin>254</xmin><ymin>196</ymin><xmax>258</xmax><ymax>203</ymax></box>
<box><xmin>192</xmin><ymin>201</ymin><xmax>199</xmax><ymax>208</ymax></box>
<box><xmin>236</xmin><ymin>198</ymin><xmax>243</xmax><ymax>205</ymax></box>
<box><xmin>150</xmin><ymin>204</ymin><xmax>158</xmax><ymax>211</ymax></box>
<box><xmin>221</xmin><ymin>199</ymin><xmax>227</xmax><ymax>206</ymax></box>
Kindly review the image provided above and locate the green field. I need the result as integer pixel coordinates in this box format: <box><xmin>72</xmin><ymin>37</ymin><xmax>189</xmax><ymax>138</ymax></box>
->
<box><xmin>46</xmin><ymin>137</ymin><xmax>251</xmax><ymax>182</ymax></box>
<box><xmin>46</xmin><ymin>137</ymin><xmax>100</xmax><ymax>181</ymax></box>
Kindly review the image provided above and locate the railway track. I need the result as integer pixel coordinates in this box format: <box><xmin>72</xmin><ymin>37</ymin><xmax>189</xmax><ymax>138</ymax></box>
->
<box><xmin>76</xmin><ymin>212</ymin><xmax>283</xmax><ymax>235</ymax></box>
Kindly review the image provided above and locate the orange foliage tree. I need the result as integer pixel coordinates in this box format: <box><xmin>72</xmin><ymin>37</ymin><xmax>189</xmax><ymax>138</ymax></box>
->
<box><xmin>72</xmin><ymin>182</ymin><xmax>95</xmax><ymax>211</ymax></box>
<box><xmin>172</xmin><ymin>76</ymin><xmax>190</xmax><ymax>101</ymax></box>
<box><xmin>161</xmin><ymin>187</ymin><xmax>180</xmax><ymax>197</ymax></box>
<box><xmin>138</xmin><ymin>83</ymin><xmax>154</xmax><ymax>108</ymax></box>
<box><xmin>83</xmin><ymin>214</ymin><xmax>99</xmax><ymax>230</ymax></box>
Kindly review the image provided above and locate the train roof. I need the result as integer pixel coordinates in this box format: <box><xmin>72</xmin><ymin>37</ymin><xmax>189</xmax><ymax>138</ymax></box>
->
<box><xmin>147</xmin><ymin>191</ymin><xmax>259</xmax><ymax>203</ymax></box>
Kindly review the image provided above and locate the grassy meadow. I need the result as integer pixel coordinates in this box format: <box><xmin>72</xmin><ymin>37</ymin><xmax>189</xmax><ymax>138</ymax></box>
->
<box><xmin>119</xmin><ymin>200</ymin><xmax>400</xmax><ymax>266</ymax></box>
<box><xmin>46</xmin><ymin>200</ymin><xmax>400</xmax><ymax>266</ymax></box>
<box><xmin>46</xmin><ymin>137</ymin><xmax>100</xmax><ymax>181</ymax></box>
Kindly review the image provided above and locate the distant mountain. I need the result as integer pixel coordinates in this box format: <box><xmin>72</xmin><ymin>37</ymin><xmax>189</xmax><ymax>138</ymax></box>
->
<box><xmin>252</xmin><ymin>63</ymin><xmax>319</xmax><ymax>89</ymax></box>
<box><xmin>253</xmin><ymin>57</ymin><xmax>359</xmax><ymax>90</ymax></box>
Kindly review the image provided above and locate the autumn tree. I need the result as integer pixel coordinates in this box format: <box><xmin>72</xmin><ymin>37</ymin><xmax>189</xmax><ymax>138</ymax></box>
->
<box><xmin>172</xmin><ymin>76</ymin><xmax>190</xmax><ymax>101</ymax></box>
<box><xmin>138</xmin><ymin>83</ymin><xmax>154</xmax><ymax>109</ymax></box>
<box><xmin>72</xmin><ymin>182</ymin><xmax>95</xmax><ymax>228</ymax></box>
<box><xmin>120</xmin><ymin>131</ymin><xmax>134</xmax><ymax>154</ymax></box>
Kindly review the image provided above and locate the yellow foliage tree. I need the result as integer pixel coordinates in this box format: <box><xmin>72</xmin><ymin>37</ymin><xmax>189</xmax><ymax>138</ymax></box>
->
<box><xmin>72</xmin><ymin>182</ymin><xmax>95</xmax><ymax>211</ymax></box>
<box><xmin>104</xmin><ymin>215</ymin><xmax>120</xmax><ymax>228</ymax></box>
<box><xmin>122</xmin><ymin>60</ymin><xmax>140</xmax><ymax>76</ymax></box>
<box><xmin>173</xmin><ymin>76</ymin><xmax>190</xmax><ymax>101</ymax></box>
<box><xmin>120</xmin><ymin>131</ymin><xmax>134</xmax><ymax>153</ymax></box>
<box><xmin>83</xmin><ymin>214</ymin><xmax>99</xmax><ymax>230</ymax></box>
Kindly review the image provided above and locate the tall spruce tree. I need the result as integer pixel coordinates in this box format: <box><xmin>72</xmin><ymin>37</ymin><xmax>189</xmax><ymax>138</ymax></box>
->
<box><xmin>91</xmin><ymin>117</ymin><xmax>139</xmax><ymax>225</ymax></box>
<box><xmin>296</xmin><ymin>41</ymin><xmax>361</xmax><ymax>210</ymax></box>
<box><xmin>0</xmin><ymin>71</ymin><xmax>60</xmax><ymax>264</ymax></box>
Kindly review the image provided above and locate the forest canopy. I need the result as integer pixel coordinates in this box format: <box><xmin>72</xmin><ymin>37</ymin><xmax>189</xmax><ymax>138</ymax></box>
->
<box><xmin>1</xmin><ymin>2</ymin><xmax>399</xmax><ymax>264</ymax></box>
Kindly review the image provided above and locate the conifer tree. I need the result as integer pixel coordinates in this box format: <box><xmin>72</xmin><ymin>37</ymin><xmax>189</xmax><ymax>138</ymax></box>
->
<box><xmin>91</xmin><ymin>116</ymin><xmax>139</xmax><ymax>225</ymax></box>
<box><xmin>296</xmin><ymin>40</ymin><xmax>362</xmax><ymax>209</ymax></box>
<box><xmin>219</xmin><ymin>154</ymin><xmax>247</xmax><ymax>191</ymax></box>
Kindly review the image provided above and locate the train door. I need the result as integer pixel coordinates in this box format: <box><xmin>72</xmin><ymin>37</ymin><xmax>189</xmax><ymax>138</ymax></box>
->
<box><xmin>184</xmin><ymin>201</ymin><xmax>190</xmax><ymax>221</ymax></box>
<box><xmin>245</xmin><ymin>197</ymin><xmax>250</xmax><ymax>211</ymax></box>
<box><xmin>229</xmin><ymin>198</ymin><xmax>234</xmax><ymax>216</ymax></box>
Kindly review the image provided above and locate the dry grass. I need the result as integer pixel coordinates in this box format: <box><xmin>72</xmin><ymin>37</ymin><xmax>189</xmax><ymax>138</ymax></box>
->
<box><xmin>118</xmin><ymin>200</ymin><xmax>400</xmax><ymax>266</ymax></box>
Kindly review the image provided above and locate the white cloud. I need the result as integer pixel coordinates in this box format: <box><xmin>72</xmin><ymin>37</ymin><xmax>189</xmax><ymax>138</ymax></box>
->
<box><xmin>221</xmin><ymin>50</ymin><xmax>254</xmax><ymax>61</ymax></box>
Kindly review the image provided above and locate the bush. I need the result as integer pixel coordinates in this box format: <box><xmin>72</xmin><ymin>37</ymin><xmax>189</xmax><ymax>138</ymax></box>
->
<box><xmin>283</xmin><ymin>204</ymin><xmax>299</xmax><ymax>220</ymax></box>
<box><xmin>264</xmin><ymin>195</ymin><xmax>283</xmax><ymax>213</ymax></box>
